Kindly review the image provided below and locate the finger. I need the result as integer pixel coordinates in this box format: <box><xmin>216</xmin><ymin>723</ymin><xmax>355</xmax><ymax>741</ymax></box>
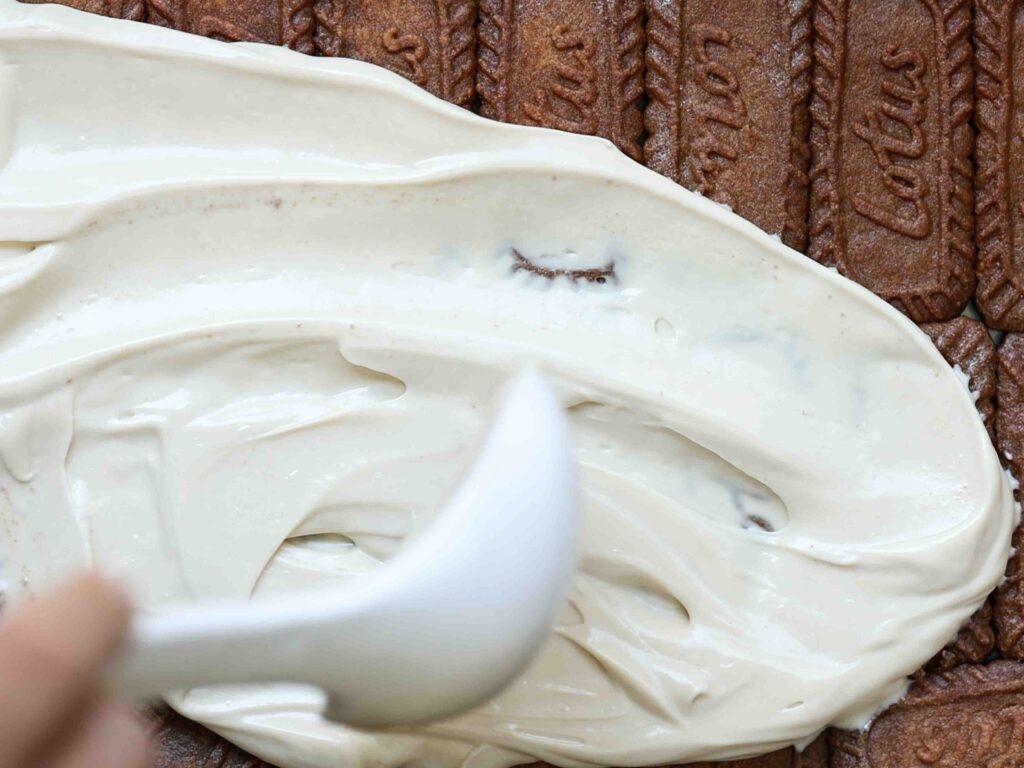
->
<box><xmin>37</xmin><ymin>698</ymin><xmax>150</xmax><ymax>768</ymax></box>
<box><xmin>0</xmin><ymin>574</ymin><xmax>132</xmax><ymax>768</ymax></box>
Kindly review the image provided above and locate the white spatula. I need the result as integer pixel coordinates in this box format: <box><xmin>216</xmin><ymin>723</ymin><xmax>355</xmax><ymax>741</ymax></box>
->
<box><xmin>111</xmin><ymin>371</ymin><xmax>579</xmax><ymax>727</ymax></box>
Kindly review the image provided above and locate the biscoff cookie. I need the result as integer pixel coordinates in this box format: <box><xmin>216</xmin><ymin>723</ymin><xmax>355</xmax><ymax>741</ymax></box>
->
<box><xmin>645</xmin><ymin>0</ymin><xmax>812</xmax><ymax>250</ymax></box>
<box><xmin>311</xmin><ymin>0</ymin><xmax>477</xmax><ymax>107</ymax></box>
<box><xmin>973</xmin><ymin>0</ymin><xmax>1024</xmax><ymax>330</ymax></box>
<box><xmin>477</xmin><ymin>0</ymin><xmax>644</xmax><ymax>159</ymax></box>
<box><xmin>809</xmin><ymin>0</ymin><xmax>975</xmax><ymax>322</ymax></box>
<box><xmin>145</xmin><ymin>0</ymin><xmax>315</xmax><ymax>52</ymax></box>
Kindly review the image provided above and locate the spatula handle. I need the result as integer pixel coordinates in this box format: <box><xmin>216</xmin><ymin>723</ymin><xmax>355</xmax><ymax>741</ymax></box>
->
<box><xmin>112</xmin><ymin>598</ymin><xmax>314</xmax><ymax>700</ymax></box>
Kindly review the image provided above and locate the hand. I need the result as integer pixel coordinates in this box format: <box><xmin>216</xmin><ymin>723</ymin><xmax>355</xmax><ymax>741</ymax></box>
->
<box><xmin>0</xmin><ymin>574</ymin><xmax>150</xmax><ymax>768</ymax></box>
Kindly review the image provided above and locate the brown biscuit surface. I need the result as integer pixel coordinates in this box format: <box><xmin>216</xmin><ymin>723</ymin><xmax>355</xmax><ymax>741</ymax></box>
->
<box><xmin>926</xmin><ymin>600</ymin><xmax>996</xmax><ymax>671</ymax></box>
<box><xmin>974</xmin><ymin>0</ymin><xmax>1024</xmax><ymax>330</ymax></box>
<box><xmin>477</xmin><ymin>0</ymin><xmax>644</xmax><ymax>159</ymax></box>
<box><xmin>994</xmin><ymin>333</ymin><xmax>1024</xmax><ymax>658</ymax></box>
<box><xmin>145</xmin><ymin>0</ymin><xmax>315</xmax><ymax>52</ymax></box>
<box><xmin>920</xmin><ymin>316</ymin><xmax>998</xmax><ymax>441</ymax></box>
<box><xmin>809</xmin><ymin>0</ymin><xmax>975</xmax><ymax>322</ymax></box>
<box><xmin>644</xmin><ymin>0</ymin><xmax>812</xmax><ymax>250</ymax></box>
<box><xmin>20</xmin><ymin>0</ymin><xmax>144</xmax><ymax>19</ymax></box>
<box><xmin>147</xmin><ymin>707</ymin><xmax>273</xmax><ymax>768</ymax></box>
<box><xmin>681</xmin><ymin>752</ymin><xmax>800</xmax><ymax>768</ymax></box>
<box><xmin>680</xmin><ymin>734</ymin><xmax>829</xmax><ymax>768</ymax></box>
<box><xmin>795</xmin><ymin>735</ymin><xmax>830</xmax><ymax>768</ymax></box>
<box><xmin>311</xmin><ymin>0</ymin><xmax>477</xmax><ymax>107</ymax></box>
<box><xmin>830</xmin><ymin>662</ymin><xmax>1024</xmax><ymax>767</ymax></box>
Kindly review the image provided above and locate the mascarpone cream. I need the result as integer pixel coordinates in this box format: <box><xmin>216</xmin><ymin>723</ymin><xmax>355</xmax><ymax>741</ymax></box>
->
<box><xmin>0</xmin><ymin>3</ymin><xmax>1014</xmax><ymax>767</ymax></box>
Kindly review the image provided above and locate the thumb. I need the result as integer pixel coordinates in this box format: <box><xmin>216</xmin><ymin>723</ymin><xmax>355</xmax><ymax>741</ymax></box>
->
<box><xmin>0</xmin><ymin>574</ymin><xmax>132</xmax><ymax>768</ymax></box>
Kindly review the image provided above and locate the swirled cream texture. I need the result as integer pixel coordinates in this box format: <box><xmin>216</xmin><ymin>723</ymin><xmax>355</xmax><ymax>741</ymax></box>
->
<box><xmin>0</xmin><ymin>4</ymin><xmax>1015</xmax><ymax>767</ymax></box>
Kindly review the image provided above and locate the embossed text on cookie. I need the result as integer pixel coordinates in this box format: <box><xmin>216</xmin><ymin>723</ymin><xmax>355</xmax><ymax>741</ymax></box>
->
<box><xmin>830</xmin><ymin>663</ymin><xmax>1024</xmax><ymax>767</ymax></box>
<box><xmin>310</xmin><ymin>0</ymin><xmax>477</xmax><ymax>106</ymax></box>
<box><xmin>478</xmin><ymin>0</ymin><xmax>644</xmax><ymax>159</ymax></box>
<box><xmin>809</xmin><ymin>0</ymin><xmax>975</xmax><ymax>322</ymax></box>
<box><xmin>850</xmin><ymin>46</ymin><xmax>930</xmax><ymax>239</ymax></box>
<box><xmin>645</xmin><ymin>0</ymin><xmax>812</xmax><ymax>250</ymax></box>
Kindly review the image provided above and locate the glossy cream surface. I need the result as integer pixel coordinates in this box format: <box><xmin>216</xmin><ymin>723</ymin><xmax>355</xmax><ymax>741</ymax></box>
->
<box><xmin>0</xmin><ymin>3</ymin><xmax>1014</xmax><ymax>767</ymax></box>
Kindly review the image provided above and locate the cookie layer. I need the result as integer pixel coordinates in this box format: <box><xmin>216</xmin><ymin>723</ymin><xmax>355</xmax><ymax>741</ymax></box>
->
<box><xmin>478</xmin><ymin>0</ymin><xmax>644</xmax><ymax>158</ymax></box>
<box><xmin>809</xmin><ymin>0</ymin><xmax>975</xmax><ymax>322</ymax></box>
<box><xmin>645</xmin><ymin>0</ymin><xmax>812</xmax><ymax>250</ymax></box>
<box><xmin>974</xmin><ymin>0</ymin><xmax>1024</xmax><ymax>330</ymax></box>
